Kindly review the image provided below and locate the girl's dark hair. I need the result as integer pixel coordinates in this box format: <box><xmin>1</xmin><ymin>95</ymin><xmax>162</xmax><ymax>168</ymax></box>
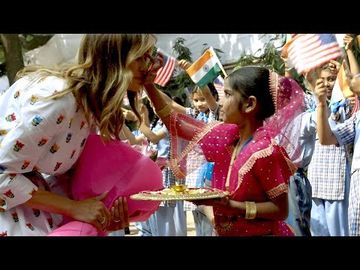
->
<box><xmin>207</xmin><ymin>83</ymin><xmax>219</xmax><ymax>101</ymax></box>
<box><xmin>191</xmin><ymin>85</ymin><xmax>218</xmax><ymax>100</ymax></box>
<box><xmin>227</xmin><ymin>66</ymin><xmax>275</xmax><ymax>121</ymax></box>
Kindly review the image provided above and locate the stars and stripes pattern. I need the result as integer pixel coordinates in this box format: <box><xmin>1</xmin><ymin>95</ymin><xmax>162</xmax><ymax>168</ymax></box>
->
<box><xmin>154</xmin><ymin>49</ymin><xmax>176</xmax><ymax>87</ymax></box>
<box><xmin>288</xmin><ymin>34</ymin><xmax>342</xmax><ymax>74</ymax></box>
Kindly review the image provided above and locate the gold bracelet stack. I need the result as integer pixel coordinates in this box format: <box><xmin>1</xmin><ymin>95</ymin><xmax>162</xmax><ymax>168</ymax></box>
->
<box><xmin>156</xmin><ymin>104</ymin><xmax>172</xmax><ymax>118</ymax></box>
<box><xmin>245</xmin><ymin>201</ymin><xmax>257</xmax><ymax>219</ymax></box>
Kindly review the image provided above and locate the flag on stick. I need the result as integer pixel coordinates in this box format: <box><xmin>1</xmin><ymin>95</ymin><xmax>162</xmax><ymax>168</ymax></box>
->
<box><xmin>154</xmin><ymin>48</ymin><xmax>176</xmax><ymax>87</ymax></box>
<box><xmin>288</xmin><ymin>34</ymin><xmax>342</xmax><ymax>74</ymax></box>
<box><xmin>186</xmin><ymin>47</ymin><xmax>226</xmax><ymax>87</ymax></box>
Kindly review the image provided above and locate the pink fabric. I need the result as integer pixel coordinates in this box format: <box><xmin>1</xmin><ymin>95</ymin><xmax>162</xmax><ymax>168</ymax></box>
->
<box><xmin>198</xmin><ymin>123</ymin><xmax>239</xmax><ymax>190</ymax></box>
<box><xmin>49</xmin><ymin>134</ymin><xmax>163</xmax><ymax>236</ymax></box>
<box><xmin>164</xmin><ymin>72</ymin><xmax>305</xmax><ymax>236</ymax></box>
<box><xmin>264</xmin><ymin>76</ymin><xmax>305</xmax><ymax>162</ymax></box>
<box><xmin>203</xmin><ymin>128</ymin><xmax>295</xmax><ymax>236</ymax></box>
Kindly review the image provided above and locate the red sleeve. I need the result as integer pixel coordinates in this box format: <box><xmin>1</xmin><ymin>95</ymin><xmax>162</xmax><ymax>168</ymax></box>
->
<box><xmin>199</xmin><ymin>123</ymin><xmax>239</xmax><ymax>162</ymax></box>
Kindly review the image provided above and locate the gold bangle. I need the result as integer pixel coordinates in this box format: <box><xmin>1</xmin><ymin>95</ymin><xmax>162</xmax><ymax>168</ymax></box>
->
<box><xmin>156</xmin><ymin>104</ymin><xmax>172</xmax><ymax>118</ymax></box>
<box><xmin>245</xmin><ymin>201</ymin><xmax>257</xmax><ymax>219</ymax></box>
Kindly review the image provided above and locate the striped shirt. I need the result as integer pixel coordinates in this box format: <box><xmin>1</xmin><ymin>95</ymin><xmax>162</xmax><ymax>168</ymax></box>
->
<box><xmin>308</xmin><ymin>99</ymin><xmax>352</xmax><ymax>200</ymax></box>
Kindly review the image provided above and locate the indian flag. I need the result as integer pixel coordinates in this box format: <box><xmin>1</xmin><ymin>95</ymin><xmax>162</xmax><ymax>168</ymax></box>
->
<box><xmin>186</xmin><ymin>47</ymin><xmax>223</xmax><ymax>87</ymax></box>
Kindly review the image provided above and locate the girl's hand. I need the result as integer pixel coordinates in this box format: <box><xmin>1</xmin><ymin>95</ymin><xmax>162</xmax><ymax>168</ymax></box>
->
<box><xmin>106</xmin><ymin>197</ymin><xmax>129</xmax><ymax>231</ymax></box>
<box><xmin>188</xmin><ymin>196</ymin><xmax>230</xmax><ymax>208</ymax></box>
<box><xmin>178</xmin><ymin>59</ymin><xmax>192</xmax><ymax>70</ymax></box>
<box><xmin>313</xmin><ymin>78</ymin><xmax>328</xmax><ymax>105</ymax></box>
<box><xmin>328</xmin><ymin>60</ymin><xmax>341</xmax><ymax>74</ymax></box>
<box><xmin>344</xmin><ymin>34</ymin><xmax>354</xmax><ymax>51</ymax></box>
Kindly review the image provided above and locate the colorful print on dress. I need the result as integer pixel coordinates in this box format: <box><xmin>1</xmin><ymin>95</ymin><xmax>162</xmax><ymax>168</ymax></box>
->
<box><xmin>21</xmin><ymin>160</ymin><xmax>30</xmax><ymax>170</ymax></box>
<box><xmin>0</xmin><ymin>129</ymin><xmax>8</xmax><ymax>136</ymax></box>
<box><xmin>5</xmin><ymin>113</ymin><xmax>16</xmax><ymax>122</ymax></box>
<box><xmin>54</xmin><ymin>162</ymin><xmax>62</xmax><ymax>171</ymax></box>
<box><xmin>38</xmin><ymin>137</ymin><xmax>48</xmax><ymax>146</ymax></box>
<box><xmin>13</xmin><ymin>91</ymin><xmax>20</xmax><ymax>99</ymax></box>
<box><xmin>32</xmin><ymin>115</ymin><xmax>43</xmax><ymax>126</ymax></box>
<box><xmin>80</xmin><ymin>138</ymin><xmax>86</xmax><ymax>147</ymax></box>
<box><xmin>32</xmin><ymin>209</ymin><xmax>40</xmax><ymax>217</ymax></box>
<box><xmin>11</xmin><ymin>212</ymin><xmax>19</xmax><ymax>222</ymax></box>
<box><xmin>0</xmin><ymin>164</ymin><xmax>7</xmax><ymax>173</ymax></box>
<box><xmin>68</xmin><ymin>118</ymin><xmax>73</xmax><ymax>128</ymax></box>
<box><xmin>9</xmin><ymin>174</ymin><xmax>16</xmax><ymax>181</ymax></box>
<box><xmin>3</xmin><ymin>189</ymin><xmax>14</xmax><ymax>198</ymax></box>
<box><xmin>70</xmin><ymin>150</ymin><xmax>76</xmax><ymax>159</ymax></box>
<box><xmin>56</xmin><ymin>115</ymin><xmax>64</xmax><ymax>124</ymax></box>
<box><xmin>47</xmin><ymin>217</ymin><xmax>53</xmax><ymax>228</ymax></box>
<box><xmin>65</xmin><ymin>133</ymin><xmax>72</xmax><ymax>143</ymax></box>
<box><xmin>50</xmin><ymin>144</ymin><xmax>60</xmax><ymax>154</ymax></box>
<box><xmin>13</xmin><ymin>140</ymin><xmax>24</xmax><ymax>152</ymax></box>
<box><xmin>0</xmin><ymin>231</ymin><xmax>8</xmax><ymax>236</ymax></box>
<box><xmin>26</xmin><ymin>223</ymin><xmax>34</xmax><ymax>231</ymax></box>
<box><xmin>30</xmin><ymin>95</ymin><xmax>38</xmax><ymax>105</ymax></box>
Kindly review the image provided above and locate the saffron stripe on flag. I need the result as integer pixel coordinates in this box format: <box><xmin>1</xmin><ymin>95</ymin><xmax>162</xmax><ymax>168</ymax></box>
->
<box><xmin>186</xmin><ymin>47</ymin><xmax>223</xmax><ymax>87</ymax></box>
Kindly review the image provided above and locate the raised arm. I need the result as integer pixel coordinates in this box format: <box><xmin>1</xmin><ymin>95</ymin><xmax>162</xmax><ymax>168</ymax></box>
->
<box><xmin>344</xmin><ymin>34</ymin><xmax>360</xmax><ymax>75</ymax></box>
<box><xmin>313</xmin><ymin>78</ymin><xmax>338</xmax><ymax>145</ymax></box>
<box><xmin>178</xmin><ymin>59</ymin><xmax>218</xmax><ymax>112</ymax></box>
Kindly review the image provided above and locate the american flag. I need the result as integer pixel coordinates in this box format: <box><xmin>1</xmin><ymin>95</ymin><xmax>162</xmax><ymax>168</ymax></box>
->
<box><xmin>288</xmin><ymin>34</ymin><xmax>342</xmax><ymax>74</ymax></box>
<box><xmin>154</xmin><ymin>49</ymin><xmax>176</xmax><ymax>87</ymax></box>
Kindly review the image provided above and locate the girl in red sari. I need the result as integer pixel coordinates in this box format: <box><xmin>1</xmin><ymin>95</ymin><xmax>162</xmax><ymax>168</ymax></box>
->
<box><xmin>144</xmin><ymin>65</ymin><xmax>305</xmax><ymax>236</ymax></box>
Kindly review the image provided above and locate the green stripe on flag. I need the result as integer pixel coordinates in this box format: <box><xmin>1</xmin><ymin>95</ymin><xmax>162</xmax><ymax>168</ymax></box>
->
<box><xmin>196</xmin><ymin>64</ymin><xmax>222</xmax><ymax>87</ymax></box>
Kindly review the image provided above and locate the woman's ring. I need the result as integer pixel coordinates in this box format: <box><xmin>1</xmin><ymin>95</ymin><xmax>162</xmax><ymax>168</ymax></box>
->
<box><xmin>113</xmin><ymin>218</ymin><xmax>121</xmax><ymax>223</ymax></box>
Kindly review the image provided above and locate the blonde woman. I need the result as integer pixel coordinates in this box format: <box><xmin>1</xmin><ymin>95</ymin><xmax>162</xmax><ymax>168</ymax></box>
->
<box><xmin>0</xmin><ymin>34</ymin><xmax>157</xmax><ymax>236</ymax></box>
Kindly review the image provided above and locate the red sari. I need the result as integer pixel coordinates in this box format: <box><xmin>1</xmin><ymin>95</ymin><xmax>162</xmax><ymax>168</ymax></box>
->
<box><xmin>168</xmin><ymin>113</ymin><xmax>296</xmax><ymax>236</ymax></box>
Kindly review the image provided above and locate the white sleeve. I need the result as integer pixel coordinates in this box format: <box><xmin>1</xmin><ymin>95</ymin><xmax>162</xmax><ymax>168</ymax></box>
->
<box><xmin>0</xmin><ymin>77</ymin><xmax>70</xmax><ymax>210</ymax></box>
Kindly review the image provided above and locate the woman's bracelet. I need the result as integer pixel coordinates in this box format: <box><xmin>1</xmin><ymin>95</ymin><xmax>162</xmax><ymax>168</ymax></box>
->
<box><xmin>245</xmin><ymin>201</ymin><xmax>257</xmax><ymax>219</ymax></box>
<box><xmin>156</xmin><ymin>104</ymin><xmax>172</xmax><ymax>118</ymax></box>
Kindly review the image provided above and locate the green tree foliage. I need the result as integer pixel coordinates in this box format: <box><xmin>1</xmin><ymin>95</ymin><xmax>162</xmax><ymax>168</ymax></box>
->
<box><xmin>234</xmin><ymin>34</ymin><xmax>307</xmax><ymax>90</ymax></box>
<box><xmin>234</xmin><ymin>34</ymin><xmax>286</xmax><ymax>74</ymax></box>
<box><xmin>157</xmin><ymin>37</ymin><xmax>195</xmax><ymax>106</ymax></box>
<box><xmin>158</xmin><ymin>38</ymin><xmax>224</xmax><ymax>106</ymax></box>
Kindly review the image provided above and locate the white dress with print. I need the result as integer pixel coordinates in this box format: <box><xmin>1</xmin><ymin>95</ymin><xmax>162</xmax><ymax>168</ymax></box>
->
<box><xmin>0</xmin><ymin>75</ymin><xmax>90</xmax><ymax>236</ymax></box>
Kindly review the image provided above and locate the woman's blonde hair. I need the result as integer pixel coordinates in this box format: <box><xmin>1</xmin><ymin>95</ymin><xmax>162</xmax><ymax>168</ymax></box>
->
<box><xmin>17</xmin><ymin>34</ymin><xmax>155</xmax><ymax>141</ymax></box>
